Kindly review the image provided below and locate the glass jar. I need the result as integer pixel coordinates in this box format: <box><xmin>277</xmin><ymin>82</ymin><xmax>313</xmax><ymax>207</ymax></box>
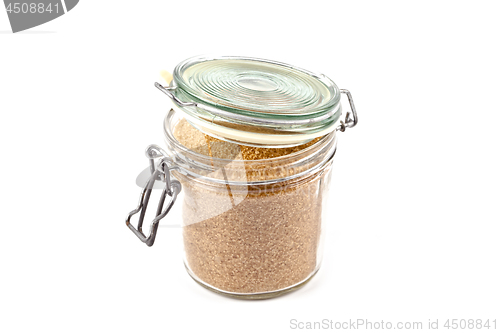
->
<box><xmin>126</xmin><ymin>55</ymin><xmax>358</xmax><ymax>299</ymax></box>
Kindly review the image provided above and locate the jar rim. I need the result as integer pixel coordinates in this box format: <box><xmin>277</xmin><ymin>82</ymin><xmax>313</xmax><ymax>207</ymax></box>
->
<box><xmin>164</xmin><ymin>110</ymin><xmax>334</xmax><ymax>163</ymax></box>
<box><xmin>163</xmin><ymin>110</ymin><xmax>337</xmax><ymax>186</ymax></box>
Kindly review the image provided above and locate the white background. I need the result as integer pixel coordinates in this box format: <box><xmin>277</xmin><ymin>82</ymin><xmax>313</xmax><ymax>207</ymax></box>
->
<box><xmin>1</xmin><ymin>1</ymin><xmax>499</xmax><ymax>332</ymax></box>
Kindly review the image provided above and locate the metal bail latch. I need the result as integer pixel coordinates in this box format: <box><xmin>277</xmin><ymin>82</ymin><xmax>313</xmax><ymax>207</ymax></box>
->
<box><xmin>338</xmin><ymin>89</ymin><xmax>359</xmax><ymax>132</ymax></box>
<box><xmin>126</xmin><ymin>145</ymin><xmax>182</xmax><ymax>247</ymax></box>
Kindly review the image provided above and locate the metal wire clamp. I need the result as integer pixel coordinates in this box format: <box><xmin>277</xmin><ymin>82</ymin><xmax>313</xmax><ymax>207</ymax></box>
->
<box><xmin>337</xmin><ymin>89</ymin><xmax>359</xmax><ymax>132</ymax></box>
<box><xmin>126</xmin><ymin>145</ymin><xmax>182</xmax><ymax>247</ymax></box>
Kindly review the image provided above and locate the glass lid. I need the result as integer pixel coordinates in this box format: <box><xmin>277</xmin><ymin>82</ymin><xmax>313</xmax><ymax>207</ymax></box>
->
<box><xmin>158</xmin><ymin>55</ymin><xmax>343</xmax><ymax>147</ymax></box>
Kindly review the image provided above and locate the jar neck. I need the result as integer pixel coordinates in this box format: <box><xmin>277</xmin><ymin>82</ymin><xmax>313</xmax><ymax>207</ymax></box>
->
<box><xmin>163</xmin><ymin>110</ymin><xmax>337</xmax><ymax>185</ymax></box>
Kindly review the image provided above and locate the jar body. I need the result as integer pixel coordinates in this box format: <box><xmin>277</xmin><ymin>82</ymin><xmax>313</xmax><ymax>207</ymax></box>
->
<box><xmin>164</xmin><ymin>111</ymin><xmax>336</xmax><ymax>299</ymax></box>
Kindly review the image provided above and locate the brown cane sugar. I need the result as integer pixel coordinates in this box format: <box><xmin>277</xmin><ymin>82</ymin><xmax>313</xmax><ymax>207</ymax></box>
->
<box><xmin>173</xmin><ymin>118</ymin><xmax>329</xmax><ymax>294</ymax></box>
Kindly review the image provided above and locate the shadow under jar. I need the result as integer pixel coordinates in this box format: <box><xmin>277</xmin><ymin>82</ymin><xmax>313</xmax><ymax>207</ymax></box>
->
<box><xmin>126</xmin><ymin>55</ymin><xmax>358</xmax><ymax>300</ymax></box>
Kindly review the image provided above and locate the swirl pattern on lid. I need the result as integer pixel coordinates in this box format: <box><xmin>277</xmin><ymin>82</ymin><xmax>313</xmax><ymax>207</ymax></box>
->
<box><xmin>175</xmin><ymin>58</ymin><xmax>339</xmax><ymax>117</ymax></box>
